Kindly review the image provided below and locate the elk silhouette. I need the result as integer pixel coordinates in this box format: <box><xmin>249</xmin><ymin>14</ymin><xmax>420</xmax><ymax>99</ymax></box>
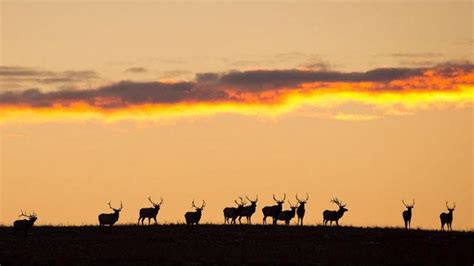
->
<box><xmin>296</xmin><ymin>193</ymin><xmax>309</xmax><ymax>226</ymax></box>
<box><xmin>98</xmin><ymin>201</ymin><xmax>123</xmax><ymax>226</ymax></box>
<box><xmin>138</xmin><ymin>196</ymin><xmax>163</xmax><ymax>225</ymax></box>
<box><xmin>13</xmin><ymin>211</ymin><xmax>37</xmax><ymax>236</ymax></box>
<box><xmin>262</xmin><ymin>193</ymin><xmax>286</xmax><ymax>225</ymax></box>
<box><xmin>440</xmin><ymin>201</ymin><xmax>455</xmax><ymax>231</ymax></box>
<box><xmin>276</xmin><ymin>200</ymin><xmax>298</xmax><ymax>225</ymax></box>
<box><xmin>402</xmin><ymin>199</ymin><xmax>415</xmax><ymax>229</ymax></box>
<box><xmin>185</xmin><ymin>200</ymin><xmax>206</xmax><ymax>225</ymax></box>
<box><xmin>223</xmin><ymin>197</ymin><xmax>245</xmax><ymax>224</ymax></box>
<box><xmin>323</xmin><ymin>198</ymin><xmax>348</xmax><ymax>226</ymax></box>
<box><xmin>238</xmin><ymin>195</ymin><xmax>258</xmax><ymax>224</ymax></box>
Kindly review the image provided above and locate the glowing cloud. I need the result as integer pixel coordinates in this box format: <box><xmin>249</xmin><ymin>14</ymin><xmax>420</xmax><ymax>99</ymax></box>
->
<box><xmin>0</xmin><ymin>63</ymin><xmax>473</xmax><ymax>123</ymax></box>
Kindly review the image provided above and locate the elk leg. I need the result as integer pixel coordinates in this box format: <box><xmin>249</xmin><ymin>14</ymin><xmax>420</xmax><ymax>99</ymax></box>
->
<box><xmin>153</xmin><ymin>217</ymin><xmax>157</xmax><ymax>224</ymax></box>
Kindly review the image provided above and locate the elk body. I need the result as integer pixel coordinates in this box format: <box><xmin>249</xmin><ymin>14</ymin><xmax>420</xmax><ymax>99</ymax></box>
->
<box><xmin>13</xmin><ymin>211</ymin><xmax>37</xmax><ymax>236</ymax></box>
<box><xmin>296</xmin><ymin>193</ymin><xmax>309</xmax><ymax>226</ymax></box>
<box><xmin>276</xmin><ymin>201</ymin><xmax>297</xmax><ymax>225</ymax></box>
<box><xmin>138</xmin><ymin>197</ymin><xmax>163</xmax><ymax>225</ymax></box>
<box><xmin>223</xmin><ymin>197</ymin><xmax>245</xmax><ymax>224</ymax></box>
<box><xmin>440</xmin><ymin>201</ymin><xmax>455</xmax><ymax>231</ymax></box>
<box><xmin>323</xmin><ymin>198</ymin><xmax>348</xmax><ymax>226</ymax></box>
<box><xmin>98</xmin><ymin>201</ymin><xmax>123</xmax><ymax>226</ymax></box>
<box><xmin>185</xmin><ymin>200</ymin><xmax>206</xmax><ymax>225</ymax></box>
<box><xmin>238</xmin><ymin>195</ymin><xmax>258</xmax><ymax>224</ymax></box>
<box><xmin>402</xmin><ymin>199</ymin><xmax>415</xmax><ymax>229</ymax></box>
<box><xmin>262</xmin><ymin>194</ymin><xmax>286</xmax><ymax>225</ymax></box>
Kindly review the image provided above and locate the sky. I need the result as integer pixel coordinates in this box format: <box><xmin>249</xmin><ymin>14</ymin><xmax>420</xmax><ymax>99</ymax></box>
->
<box><xmin>0</xmin><ymin>1</ymin><xmax>473</xmax><ymax>229</ymax></box>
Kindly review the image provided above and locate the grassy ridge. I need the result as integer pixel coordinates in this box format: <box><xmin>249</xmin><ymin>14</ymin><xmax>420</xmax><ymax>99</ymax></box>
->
<box><xmin>0</xmin><ymin>225</ymin><xmax>472</xmax><ymax>265</ymax></box>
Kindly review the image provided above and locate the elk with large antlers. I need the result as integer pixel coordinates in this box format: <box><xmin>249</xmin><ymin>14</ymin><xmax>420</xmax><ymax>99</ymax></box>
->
<box><xmin>185</xmin><ymin>200</ymin><xmax>206</xmax><ymax>225</ymax></box>
<box><xmin>296</xmin><ymin>193</ymin><xmax>309</xmax><ymax>226</ymax></box>
<box><xmin>13</xmin><ymin>211</ymin><xmax>37</xmax><ymax>236</ymax></box>
<box><xmin>238</xmin><ymin>195</ymin><xmax>258</xmax><ymax>224</ymax></box>
<box><xmin>276</xmin><ymin>200</ymin><xmax>298</xmax><ymax>225</ymax></box>
<box><xmin>98</xmin><ymin>201</ymin><xmax>123</xmax><ymax>226</ymax></box>
<box><xmin>223</xmin><ymin>197</ymin><xmax>245</xmax><ymax>224</ymax></box>
<box><xmin>402</xmin><ymin>199</ymin><xmax>415</xmax><ymax>229</ymax></box>
<box><xmin>138</xmin><ymin>196</ymin><xmax>163</xmax><ymax>225</ymax></box>
<box><xmin>323</xmin><ymin>198</ymin><xmax>348</xmax><ymax>226</ymax></box>
<box><xmin>440</xmin><ymin>201</ymin><xmax>455</xmax><ymax>231</ymax></box>
<box><xmin>262</xmin><ymin>193</ymin><xmax>286</xmax><ymax>225</ymax></box>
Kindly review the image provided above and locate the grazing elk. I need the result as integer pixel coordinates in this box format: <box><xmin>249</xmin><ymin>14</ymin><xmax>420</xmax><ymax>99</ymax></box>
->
<box><xmin>296</xmin><ymin>193</ymin><xmax>309</xmax><ymax>226</ymax></box>
<box><xmin>185</xmin><ymin>200</ymin><xmax>206</xmax><ymax>225</ymax></box>
<box><xmin>13</xmin><ymin>211</ymin><xmax>37</xmax><ymax>236</ymax></box>
<box><xmin>323</xmin><ymin>198</ymin><xmax>348</xmax><ymax>226</ymax></box>
<box><xmin>238</xmin><ymin>195</ymin><xmax>258</xmax><ymax>224</ymax></box>
<box><xmin>98</xmin><ymin>201</ymin><xmax>123</xmax><ymax>226</ymax></box>
<box><xmin>223</xmin><ymin>197</ymin><xmax>245</xmax><ymax>224</ymax></box>
<box><xmin>138</xmin><ymin>196</ymin><xmax>163</xmax><ymax>225</ymax></box>
<box><xmin>276</xmin><ymin>200</ymin><xmax>298</xmax><ymax>225</ymax></box>
<box><xmin>262</xmin><ymin>193</ymin><xmax>286</xmax><ymax>225</ymax></box>
<box><xmin>402</xmin><ymin>199</ymin><xmax>415</xmax><ymax>229</ymax></box>
<box><xmin>440</xmin><ymin>201</ymin><xmax>455</xmax><ymax>231</ymax></box>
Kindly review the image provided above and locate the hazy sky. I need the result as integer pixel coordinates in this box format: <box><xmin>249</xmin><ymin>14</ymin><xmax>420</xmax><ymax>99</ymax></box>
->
<box><xmin>0</xmin><ymin>1</ymin><xmax>472</xmax><ymax>229</ymax></box>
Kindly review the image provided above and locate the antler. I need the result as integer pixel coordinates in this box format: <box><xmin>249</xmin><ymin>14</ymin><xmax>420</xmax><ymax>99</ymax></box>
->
<box><xmin>19</xmin><ymin>210</ymin><xmax>28</xmax><ymax>218</ymax></box>
<box><xmin>192</xmin><ymin>200</ymin><xmax>197</xmax><ymax>208</ymax></box>
<box><xmin>274</xmin><ymin>193</ymin><xmax>286</xmax><ymax>202</ymax></box>
<box><xmin>148</xmin><ymin>196</ymin><xmax>156</xmax><ymax>205</ymax></box>
<box><xmin>159</xmin><ymin>197</ymin><xmax>164</xmax><ymax>205</ymax></box>
<box><xmin>331</xmin><ymin>197</ymin><xmax>346</xmax><ymax>207</ymax></box>
<box><xmin>201</xmin><ymin>200</ymin><xmax>206</xmax><ymax>209</ymax></box>
<box><xmin>296</xmin><ymin>193</ymin><xmax>309</xmax><ymax>203</ymax></box>
<box><xmin>118</xmin><ymin>201</ymin><xmax>123</xmax><ymax>211</ymax></box>
<box><xmin>446</xmin><ymin>201</ymin><xmax>456</xmax><ymax>210</ymax></box>
<box><xmin>235</xmin><ymin>196</ymin><xmax>245</xmax><ymax>206</ymax></box>
<box><xmin>288</xmin><ymin>200</ymin><xmax>296</xmax><ymax>208</ymax></box>
<box><xmin>107</xmin><ymin>201</ymin><xmax>113</xmax><ymax>210</ymax></box>
<box><xmin>246</xmin><ymin>195</ymin><xmax>258</xmax><ymax>202</ymax></box>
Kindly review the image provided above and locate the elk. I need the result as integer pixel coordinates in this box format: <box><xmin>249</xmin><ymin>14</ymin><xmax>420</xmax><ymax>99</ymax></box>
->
<box><xmin>402</xmin><ymin>199</ymin><xmax>415</xmax><ymax>229</ymax></box>
<box><xmin>276</xmin><ymin>200</ymin><xmax>298</xmax><ymax>225</ymax></box>
<box><xmin>440</xmin><ymin>201</ymin><xmax>455</xmax><ymax>231</ymax></box>
<box><xmin>185</xmin><ymin>200</ymin><xmax>206</xmax><ymax>225</ymax></box>
<box><xmin>138</xmin><ymin>196</ymin><xmax>163</xmax><ymax>225</ymax></box>
<box><xmin>223</xmin><ymin>197</ymin><xmax>245</xmax><ymax>224</ymax></box>
<box><xmin>262</xmin><ymin>193</ymin><xmax>286</xmax><ymax>225</ymax></box>
<box><xmin>238</xmin><ymin>195</ymin><xmax>258</xmax><ymax>224</ymax></box>
<box><xmin>13</xmin><ymin>211</ymin><xmax>37</xmax><ymax>235</ymax></box>
<box><xmin>296</xmin><ymin>193</ymin><xmax>309</xmax><ymax>226</ymax></box>
<box><xmin>98</xmin><ymin>201</ymin><xmax>123</xmax><ymax>226</ymax></box>
<box><xmin>323</xmin><ymin>198</ymin><xmax>348</xmax><ymax>226</ymax></box>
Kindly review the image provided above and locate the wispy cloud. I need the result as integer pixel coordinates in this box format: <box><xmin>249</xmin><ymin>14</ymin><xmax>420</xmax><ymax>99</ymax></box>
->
<box><xmin>124</xmin><ymin>67</ymin><xmax>147</xmax><ymax>74</ymax></box>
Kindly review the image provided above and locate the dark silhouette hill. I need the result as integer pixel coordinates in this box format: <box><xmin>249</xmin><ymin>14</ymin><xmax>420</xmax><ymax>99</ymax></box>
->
<box><xmin>0</xmin><ymin>225</ymin><xmax>472</xmax><ymax>265</ymax></box>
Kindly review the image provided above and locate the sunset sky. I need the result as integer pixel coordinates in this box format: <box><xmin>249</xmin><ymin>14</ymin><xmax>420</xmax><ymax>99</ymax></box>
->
<box><xmin>1</xmin><ymin>1</ymin><xmax>472</xmax><ymax>229</ymax></box>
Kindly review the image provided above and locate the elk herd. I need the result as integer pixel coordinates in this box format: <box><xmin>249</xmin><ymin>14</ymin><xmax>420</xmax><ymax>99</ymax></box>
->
<box><xmin>12</xmin><ymin>195</ymin><xmax>459</xmax><ymax>235</ymax></box>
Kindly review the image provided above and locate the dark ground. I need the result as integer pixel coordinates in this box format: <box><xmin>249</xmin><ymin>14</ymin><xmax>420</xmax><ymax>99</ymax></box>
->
<box><xmin>0</xmin><ymin>224</ymin><xmax>472</xmax><ymax>265</ymax></box>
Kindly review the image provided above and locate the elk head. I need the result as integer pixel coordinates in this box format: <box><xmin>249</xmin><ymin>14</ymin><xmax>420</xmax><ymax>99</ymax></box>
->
<box><xmin>446</xmin><ymin>201</ymin><xmax>456</xmax><ymax>212</ymax></box>
<box><xmin>402</xmin><ymin>199</ymin><xmax>415</xmax><ymax>210</ymax></box>
<box><xmin>19</xmin><ymin>211</ymin><xmax>37</xmax><ymax>222</ymax></box>
<box><xmin>332</xmin><ymin>197</ymin><xmax>348</xmax><ymax>212</ymax></box>
<box><xmin>296</xmin><ymin>193</ymin><xmax>309</xmax><ymax>206</ymax></box>
<box><xmin>246</xmin><ymin>195</ymin><xmax>258</xmax><ymax>206</ymax></box>
<box><xmin>108</xmin><ymin>201</ymin><xmax>123</xmax><ymax>213</ymax></box>
<box><xmin>273</xmin><ymin>193</ymin><xmax>286</xmax><ymax>206</ymax></box>
<box><xmin>149</xmin><ymin>196</ymin><xmax>164</xmax><ymax>210</ymax></box>
<box><xmin>192</xmin><ymin>200</ymin><xmax>206</xmax><ymax>212</ymax></box>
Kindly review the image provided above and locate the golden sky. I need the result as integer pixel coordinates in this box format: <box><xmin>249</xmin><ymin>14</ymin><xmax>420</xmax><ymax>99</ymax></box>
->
<box><xmin>1</xmin><ymin>1</ymin><xmax>473</xmax><ymax>229</ymax></box>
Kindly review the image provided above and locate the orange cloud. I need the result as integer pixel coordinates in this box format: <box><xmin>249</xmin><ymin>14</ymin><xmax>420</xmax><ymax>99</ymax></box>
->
<box><xmin>0</xmin><ymin>64</ymin><xmax>472</xmax><ymax>123</ymax></box>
